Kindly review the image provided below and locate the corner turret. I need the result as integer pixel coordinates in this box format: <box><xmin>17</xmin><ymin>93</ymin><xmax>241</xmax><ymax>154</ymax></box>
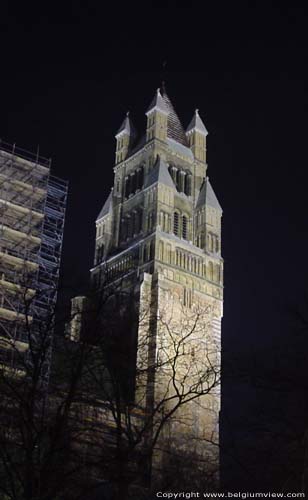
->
<box><xmin>186</xmin><ymin>109</ymin><xmax>208</xmax><ymax>163</ymax></box>
<box><xmin>115</xmin><ymin>112</ymin><xmax>137</xmax><ymax>164</ymax></box>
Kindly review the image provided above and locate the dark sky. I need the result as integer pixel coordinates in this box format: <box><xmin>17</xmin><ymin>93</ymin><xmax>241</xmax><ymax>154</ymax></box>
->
<box><xmin>1</xmin><ymin>4</ymin><xmax>307</xmax><ymax>328</ymax></box>
<box><xmin>1</xmin><ymin>2</ymin><xmax>308</xmax><ymax>345</ymax></box>
<box><xmin>1</xmin><ymin>3</ymin><xmax>308</xmax><ymax>487</ymax></box>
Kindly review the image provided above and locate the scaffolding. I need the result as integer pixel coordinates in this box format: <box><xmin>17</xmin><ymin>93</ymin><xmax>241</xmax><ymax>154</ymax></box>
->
<box><xmin>0</xmin><ymin>140</ymin><xmax>68</xmax><ymax>361</ymax></box>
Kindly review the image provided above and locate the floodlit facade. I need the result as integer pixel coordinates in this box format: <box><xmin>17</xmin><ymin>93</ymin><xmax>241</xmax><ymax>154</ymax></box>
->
<box><xmin>0</xmin><ymin>141</ymin><xmax>67</xmax><ymax>363</ymax></box>
<box><xmin>71</xmin><ymin>87</ymin><xmax>223</xmax><ymax>486</ymax></box>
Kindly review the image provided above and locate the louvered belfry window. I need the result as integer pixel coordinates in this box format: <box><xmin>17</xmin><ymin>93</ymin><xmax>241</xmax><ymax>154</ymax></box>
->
<box><xmin>182</xmin><ymin>215</ymin><xmax>188</xmax><ymax>240</ymax></box>
<box><xmin>173</xmin><ymin>212</ymin><xmax>179</xmax><ymax>236</ymax></box>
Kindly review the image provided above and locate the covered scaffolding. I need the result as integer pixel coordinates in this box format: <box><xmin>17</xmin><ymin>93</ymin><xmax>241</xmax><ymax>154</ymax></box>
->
<box><xmin>0</xmin><ymin>140</ymin><xmax>68</xmax><ymax>363</ymax></box>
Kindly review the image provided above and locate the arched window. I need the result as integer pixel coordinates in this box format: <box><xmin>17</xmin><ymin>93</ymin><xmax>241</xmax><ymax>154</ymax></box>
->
<box><xmin>137</xmin><ymin>209</ymin><xmax>143</xmax><ymax>233</ymax></box>
<box><xmin>132</xmin><ymin>172</ymin><xmax>138</xmax><ymax>194</ymax></box>
<box><xmin>159</xmin><ymin>211</ymin><xmax>164</xmax><ymax>229</ymax></box>
<box><xmin>139</xmin><ymin>166</ymin><xmax>144</xmax><ymax>189</ymax></box>
<box><xmin>148</xmin><ymin>212</ymin><xmax>153</xmax><ymax>232</ymax></box>
<box><xmin>182</xmin><ymin>215</ymin><xmax>188</xmax><ymax>240</ymax></box>
<box><xmin>121</xmin><ymin>218</ymin><xmax>127</xmax><ymax>241</ymax></box>
<box><xmin>125</xmin><ymin>177</ymin><xmax>129</xmax><ymax>198</ymax></box>
<box><xmin>167</xmin><ymin>244</ymin><xmax>172</xmax><ymax>264</ymax></box>
<box><xmin>129</xmin><ymin>174</ymin><xmax>134</xmax><ymax>196</ymax></box>
<box><xmin>96</xmin><ymin>244</ymin><xmax>104</xmax><ymax>265</ymax></box>
<box><xmin>173</xmin><ymin>212</ymin><xmax>179</xmax><ymax>236</ymax></box>
<box><xmin>210</xmin><ymin>234</ymin><xmax>214</xmax><ymax>252</ymax></box>
<box><xmin>127</xmin><ymin>215</ymin><xmax>132</xmax><ymax>239</ymax></box>
<box><xmin>159</xmin><ymin>241</ymin><xmax>164</xmax><ymax>261</ymax></box>
<box><xmin>149</xmin><ymin>240</ymin><xmax>155</xmax><ymax>260</ymax></box>
<box><xmin>215</xmin><ymin>264</ymin><xmax>220</xmax><ymax>283</ymax></box>
<box><xmin>208</xmin><ymin>261</ymin><xmax>213</xmax><ymax>281</ymax></box>
<box><xmin>193</xmin><ymin>258</ymin><xmax>196</xmax><ymax>273</ymax></box>
<box><xmin>215</xmin><ymin>236</ymin><xmax>220</xmax><ymax>253</ymax></box>
<box><xmin>200</xmin><ymin>233</ymin><xmax>204</xmax><ymax>248</ymax></box>
<box><xmin>176</xmin><ymin>169</ymin><xmax>181</xmax><ymax>191</ymax></box>
<box><xmin>185</xmin><ymin>174</ymin><xmax>192</xmax><ymax>196</ymax></box>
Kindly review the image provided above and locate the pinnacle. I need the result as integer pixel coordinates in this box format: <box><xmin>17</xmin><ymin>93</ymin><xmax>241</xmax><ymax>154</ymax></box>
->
<box><xmin>186</xmin><ymin>109</ymin><xmax>208</xmax><ymax>136</ymax></box>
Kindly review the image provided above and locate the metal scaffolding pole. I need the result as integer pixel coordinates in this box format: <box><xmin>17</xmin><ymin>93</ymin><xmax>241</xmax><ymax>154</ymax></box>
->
<box><xmin>0</xmin><ymin>140</ymin><xmax>68</xmax><ymax>367</ymax></box>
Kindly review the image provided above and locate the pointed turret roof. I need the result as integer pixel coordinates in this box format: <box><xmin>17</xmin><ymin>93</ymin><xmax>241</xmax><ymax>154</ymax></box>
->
<box><xmin>196</xmin><ymin>178</ymin><xmax>222</xmax><ymax>211</ymax></box>
<box><xmin>97</xmin><ymin>190</ymin><xmax>113</xmax><ymax>221</ymax></box>
<box><xmin>146</xmin><ymin>88</ymin><xmax>169</xmax><ymax>115</ymax></box>
<box><xmin>115</xmin><ymin>112</ymin><xmax>137</xmax><ymax>138</ymax></box>
<box><xmin>161</xmin><ymin>87</ymin><xmax>189</xmax><ymax>146</ymax></box>
<box><xmin>186</xmin><ymin>109</ymin><xmax>208</xmax><ymax>136</ymax></box>
<box><xmin>144</xmin><ymin>155</ymin><xmax>175</xmax><ymax>189</ymax></box>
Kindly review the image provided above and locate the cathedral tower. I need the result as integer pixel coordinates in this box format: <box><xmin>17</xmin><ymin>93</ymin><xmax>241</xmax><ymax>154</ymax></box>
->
<box><xmin>88</xmin><ymin>87</ymin><xmax>223</xmax><ymax>485</ymax></box>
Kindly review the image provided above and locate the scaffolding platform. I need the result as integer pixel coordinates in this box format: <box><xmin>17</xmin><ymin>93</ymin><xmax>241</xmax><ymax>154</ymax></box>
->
<box><xmin>0</xmin><ymin>140</ymin><xmax>68</xmax><ymax>357</ymax></box>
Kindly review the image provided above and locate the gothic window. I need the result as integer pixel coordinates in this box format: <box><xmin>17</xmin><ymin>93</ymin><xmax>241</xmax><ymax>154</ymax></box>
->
<box><xmin>182</xmin><ymin>215</ymin><xmax>188</xmax><ymax>240</ymax></box>
<box><xmin>143</xmin><ymin>245</ymin><xmax>147</xmax><ymax>262</ymax></box>
<box><xmin>173</xmin><ymin>212</ymin><xmax>179</xmax><ymax>236</ymax></box>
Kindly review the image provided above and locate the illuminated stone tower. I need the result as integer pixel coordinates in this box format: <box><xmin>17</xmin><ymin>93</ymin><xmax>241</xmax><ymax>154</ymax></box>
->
<box><xmin>90</xmin><ymin>87</ymin><xmax>223</xmax><ymax>484</ymax></box>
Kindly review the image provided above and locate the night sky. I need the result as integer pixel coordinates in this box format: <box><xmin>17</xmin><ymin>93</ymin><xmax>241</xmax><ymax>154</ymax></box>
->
<box><xmin>1</xmin><ymin>3</ymin><xmax>308</xmax><ymax>489</ymax></box>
